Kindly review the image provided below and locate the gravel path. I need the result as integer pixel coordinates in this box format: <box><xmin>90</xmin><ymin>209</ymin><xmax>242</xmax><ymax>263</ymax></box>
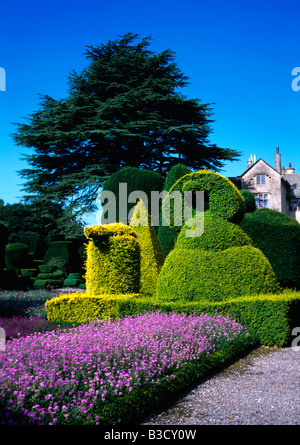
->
<box><xmin>142</xmin><ymin>347</ymin><xmax>300</xmax><ymax>425</ymax></box>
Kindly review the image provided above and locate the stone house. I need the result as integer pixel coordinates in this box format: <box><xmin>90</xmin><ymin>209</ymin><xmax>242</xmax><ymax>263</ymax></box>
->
<box><xmin>229</xmin><ymin>147</ymin><xmax>300</xmax><ymax>223</ymax></box>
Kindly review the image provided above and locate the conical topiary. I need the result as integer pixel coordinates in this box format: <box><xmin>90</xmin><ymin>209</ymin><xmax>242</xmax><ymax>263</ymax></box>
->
<box><xmin>130</xmin><ymin>200</ymin><xmax>165</xmax><ymax>297</ymax></box>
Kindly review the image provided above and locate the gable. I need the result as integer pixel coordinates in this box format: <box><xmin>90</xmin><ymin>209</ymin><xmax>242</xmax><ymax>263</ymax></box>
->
<box><xmin>240</xmin><ymin>158</ymin><xmax>281</xmax><ymax>179</ymax></box>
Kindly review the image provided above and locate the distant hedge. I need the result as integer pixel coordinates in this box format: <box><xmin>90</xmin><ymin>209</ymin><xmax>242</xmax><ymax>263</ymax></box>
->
<box><xmin>101</xmin><ymin>167</ymin><xmax>164</xmax><ymax>225</ymax></box>
<box><xmin>239</xmin><ymin>208</ymin><xmax>300</xmax><ymax>289</ymax></box>
<box><xmin>5</xmin><ymin>243</ymin><xmax>29</xmax><ymax>270</ymax></box>
<box><xmin>158</xmin><ymin>163</ymin><xmax>191</xmax><ymax>256</ymax></box>
<box><xmin>0</xmin><ymin>221</ymin><xmax>8</xmax><ymax>271</ymax></box>
<box><xmin>240</xmin><ymin>189</ymin><xmax>256</xmax><ymax>213</ymax></box>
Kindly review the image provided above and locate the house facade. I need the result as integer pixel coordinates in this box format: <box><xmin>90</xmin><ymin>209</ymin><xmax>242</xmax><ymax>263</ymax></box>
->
<box><xmin>229</xmin><ymin>147</ymin><xmax>300</xmax><ymax>223</ymax></box>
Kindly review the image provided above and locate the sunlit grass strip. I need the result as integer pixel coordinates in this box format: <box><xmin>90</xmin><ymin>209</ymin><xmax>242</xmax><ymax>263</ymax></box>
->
<box><xmin>0</xmin><ymin>311</ymin><xmax>252</xmax><ymax>425</ymax></box>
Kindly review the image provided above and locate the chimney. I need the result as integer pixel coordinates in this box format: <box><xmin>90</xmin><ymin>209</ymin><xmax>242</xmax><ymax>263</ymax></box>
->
<box><xmin>247</xmin><ymin>156</ymin><xmax>252</xmax><ymax>169</ymax></box>
<box><xmin>285</xmin><ymin>162</ymin><xmax>295</xmax><ymax>174</ymax></box>
<box><xmin>275</xmin><ymin>146</ymin><xmax>281</xmax><ymax>173</ymax></box>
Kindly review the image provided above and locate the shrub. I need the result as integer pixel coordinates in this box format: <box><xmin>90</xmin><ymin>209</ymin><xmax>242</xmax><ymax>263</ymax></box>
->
<box><xmin>0</xmin><ymin>221</ymin><xmax>8</xmax><ymax>271</ymax></box>
<box><xmin>176</xmin><ymin>211</ymin><xmax>252</xmax><ymax>251</ymax></box>
<box><xmin>100</xmin><ymin>166</ymin><xmax>164</xmax><ymax>225</ymax></box>
<box><xmin>43</xmin><ymin>241</ymin><xmax>83</xmax><ymax>273</ymax></box>
<box><xmin>84</xmin><ymin>223</ymin><xmax>140</xmax><ymax>295</ymax></box>
<box><xmin>240</xmin><ymin>189</ymin><xmax>256</xmax><ymax>213</ymax></box>
<box><xmin>162</xmin><ymin>170</ymin><xmax>246</xmax><ymax>228</ymax></box>
<box><xmin>158</xmin><ymin>164</ymin><xmax>191</xmax><ymax>255</ymax></box>
<box><xmin>5</xmin><ymin>243</ymin><xmax>29</xmax><ymax>270</ymax></box>
<box><xmin>239</xmin><ymin>208</ymin><xmax>300</xmax><ymax>289</ymax></box>
<box><xmin>118</xmin><ymin>291</ymin><xmax>300</xmax><ymax>347</ymax></box>
<box><xmin>156</xmin><ymin>245</ymin><xmax>280</xmax><ymax>303</ymax></box>
<box><xmin>130</xmin><ymin>200</ymin><xmax>165</xmax><ymax>297</ymax></box>
<box><xmin>46</xmin><ymin>292</ymin><xmax>140</xmax><ymax>323</ymax></box>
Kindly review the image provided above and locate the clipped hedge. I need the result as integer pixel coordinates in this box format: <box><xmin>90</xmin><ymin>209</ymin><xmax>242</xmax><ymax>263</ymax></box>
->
<box><xmin>5</xmin><ymin>243</ymin><xmax>29</xmax><ymax>270</ymax></box>
<box><xmin>43</xmin><ymin>241</ymin><xmax>83</xmax><ymax>273</ymax></box>
<box><xmin>158</xmin><ymin>164</ymin><xmax>192</xmax><ymax>255</ymax></box>
<box><xmin>100</xmin><ymin>166</ymin><xmax>164</xmax><ymax>225</ymax></box>
<box><xmin>0</xmin><ymin>221</ymin><xmax>8</xmax><ymax>271</ymax></box>
<box><xmin>45</xmin><ymin>292</ymin><xmax>141</xmax><ymax>324</ymax></box>
<box><xmin>156</xmin><ymin>245</ymin><xmax>280</xmax><ymax>303</ymax></box>
<box><xmin>163</xmin><ymin>170</ymin><xmax>246</xmax><ymax>229</ymax></box>
<box><xmin>84</xmin><ymin>223</ymin><xmax>140</xmax><ymax>295</ymax></box>
<box><xmin>240</xmin><ymin>208</ymin><xmax>300</xmax><ymax>289</ymax></box>
<box><xmin>130</xmin><ymin>200</ymin><xmax>165</xmax><ymax>297</ymax></box>
<box><xmin>240</xmin><ymin>189</ymin><xmax>256</xmax><ymax>213</ymax></box>
<box><xmin>176</xmin><ymin>211</ymin><xmax>252</xmax><ymax>251</ymax></box>
<box><xmin>118</xmin><ymin>291</ymin><xmax>300</xmax><ymax>347</ymax></box>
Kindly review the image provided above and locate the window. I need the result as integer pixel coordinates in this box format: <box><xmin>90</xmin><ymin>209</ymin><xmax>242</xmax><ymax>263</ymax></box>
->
<box><xmin>289</xmin><ymin>198</ymin><xmax>300</xmax><ymax>211</ymax></box>
<box><xmin>256</xmin><ymin>175</ymin><xmax>266</xmax><ymax>185</ymax></box>
<box><xmin>255</xmin><ymin>194</ymin><xmax>268</xmax><ymax>208</ymax></box>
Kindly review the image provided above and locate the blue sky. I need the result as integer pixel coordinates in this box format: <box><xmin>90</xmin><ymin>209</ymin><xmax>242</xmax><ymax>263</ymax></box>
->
<box><xmin>0</xmin><ymin>0</ymin><xmax>299</xmax><ymax>224</ymax></box>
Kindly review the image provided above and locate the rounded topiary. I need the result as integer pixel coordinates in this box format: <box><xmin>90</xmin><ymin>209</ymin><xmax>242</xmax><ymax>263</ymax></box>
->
<box><xmin>101</xmin><ymin>166</ymin><xmax>164</xmax><ymax>225</ymax></box>
<box><xmin>239</xmin><ymin>208</ymin><xmax>300</xmax><ymax>289</ymax></box>
<box><xmin>156</xmin><ymin>245</ymin><xmax>280</xmax><ymax>303</ymax></box>
<box><xmin>5</xmin><ymin>243</ymin><xmax>29</xmax><ymax>270</ymax></box>
<box><xmin>158</xmin><ymin>164</ymin><xmax>192</xmax><ymax>256</ymax></box>
<box><xmin>84</xmin><ymin>223</ymin><xmax>141</xmax><ymax>295</ymax></box>
<box><xmin>0</xmin><ymin>221</ymin><xmax>8</xmax><ymax>271</ymax></box>
<box><xmin>240</xmin><ymin>189</ymin><xmax>256</xmax><ymax>213</ymax></box>
<box><xmin>43</xmin><ymin>241</ymin><xmax>82</xmax><ymax>273</ymax></box>
<box><xmin>162</xmin><ymin>170</ymin><xmax>246</xmax><ymax>229</ymax></box>
<box><xmin>130</xmin><ymin>200</ymin><xmax>165</xmax><ymax>297</ymax></box>
<box><xmin>176</xmin><ymin>211</ymin><xmax>252</xmax><ymax>251</ymax></box>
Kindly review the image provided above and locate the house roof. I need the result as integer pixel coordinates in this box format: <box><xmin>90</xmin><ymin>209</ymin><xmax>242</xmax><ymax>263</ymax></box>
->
<box><xmin>239</xmin><ymin>158</ymin><xmax>281</xmax><ymax>177</ymax></box>
<box><xmin>283</xmin><ymin>174</ymin><xmax>300</xmax><ymax>198</ymax></box>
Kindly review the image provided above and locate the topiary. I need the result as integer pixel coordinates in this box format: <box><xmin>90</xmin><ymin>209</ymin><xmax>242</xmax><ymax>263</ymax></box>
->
<box><xmin>156</xmin><ymin>170</ymin><xmax>280</xmax><ymax>303</ymax></box>
<box><xmin>176</xmin><ymin>211</ymin><xmax>252</xmax><ymax>251</ymax></box>
<box><xmin>5</xmin><ymin>243</ymin><xmax>29</xmax><ymax>270</ymax></box>
<box><xmin>84</xmin><ymin>223</ymin><xmax>141</xmax><ymax>295</ymax></box>
<box><xmin>240</xmin><ymin>189</ymin><xmax>256</xmax><ymax>213</ymax></box>
<box><xmin>100</xmin><ymin>166</ymin><xmax>164</xmax><ymax>226</ymax></box>
<box><xmin>130</xmin><ymin>200</ymin><xmax>165</xmax><ymax>297</ymax></box>
<box><xmin>158</xmin><ymin>164</ymin><xmax>192</xmax><ymax>255</ymax></box>
<box><xmin>0</xmin><ymin>221</ymin><xmax>8</xmax><ymax>271</ymax></box>
<box><xmin>239</xmin><ymin>208</ymin><xmax>300</xmax><ymax>289</ymax></box>
<box><xmin>162</xmin><ymin>169</ymin><xmax>246</xmax><ymax>229</ymax></box>
<box><xmin>156</xmin><ymin>245</ymin><xmax>280</xmax><ymax>303</ymax></box>
<box><xmin>43</xmin><ymin>241</ymin><xmax>83</xmax><ymax>273</ymax></box>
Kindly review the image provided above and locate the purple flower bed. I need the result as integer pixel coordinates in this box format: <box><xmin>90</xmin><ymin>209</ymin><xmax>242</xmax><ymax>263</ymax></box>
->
<box><xmin>0</xmin><ymin>311</ymin><xmax>249</xmax><ymax>425</ymax></box>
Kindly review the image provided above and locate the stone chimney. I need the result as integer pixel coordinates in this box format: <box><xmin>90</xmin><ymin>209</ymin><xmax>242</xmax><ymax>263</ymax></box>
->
<box><xmin>275</xmin><ymin>146</ymin><xmax>281</xmax><ymax>173</ymax></box>
<box><xmin>285</xmin><ymin>162</ymin><xmax>295</xmax><ymax>174</ymax></box>
<box><xmin>247</xmin><ymin>157</ymin><xmax>252</xmax><ymax>169</ymax></box>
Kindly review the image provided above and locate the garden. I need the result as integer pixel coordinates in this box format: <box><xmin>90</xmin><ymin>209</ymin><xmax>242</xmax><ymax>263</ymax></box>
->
<box><xmin>0</xmin><ymin>166</ymin><xmax>300</xmax><ymax>425</ymax></box>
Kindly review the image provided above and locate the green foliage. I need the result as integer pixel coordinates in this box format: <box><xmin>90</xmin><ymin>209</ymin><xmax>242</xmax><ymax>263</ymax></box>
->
<box><xmin>130</xmin><ymin>200</ymin><xmax>165</xmax><ymax>297</ymax></box>
<box><xmin>43</xmin><ymin>241</ymin><xmax>83</xmax><ymax>273</ymax></box>
<box><xmin>239</xmin><ymin>208</ymin><xmax>300</xmax><ymax>289</ymax></box>
<box><xmin>0</xmin><ymin>221</ymin><xmax>8</xmax><ymax>271</ymax></box>
<box><xmin>240</xmin><ymin>189</ymin><xmax>256</xmax><ymax>213</ymax></box>
<box><xmin>163</xmin><ymin>170</ymin><xmax>245</xmax><ymax>229</ymax></box>
<box><xmin>156</xmin><ymin>246</ymin><xmax>280</xmax><ymax>303</ymax></box>
<box><xmin>5</xmin><ymin>243</ymin><xmax>30</xmax><ymax>270</ymax></box>
<box><xmin>118</xmin><ymin>291</ymin><xmax>300</xmax><ymax>347</ymax></box>
<box><xmin>13</xmin><ymin>33</ymin><xmax>239</xmax><ymax>217</ymax></box>
<box><xmin>101</xmin><ymin>166</ymin><xmax>164</xmax><ymax>225</ymax></box>
<box><xmin>84</xmin><ymin>223</ymin><xmax>141</xmax><ymax>295</ymax></box>
<box><xmin>45</xmin><ymin>292</ymin><xmax>140</xmax><ymax>324</ymax></box>
<box><xmin>158</xmin><ymin>163</ymin><xmax>192</xmax><ymax>255</ymax></box>
<box><xmin>176</xmin><ymin>211</ymin><xmax>252</xmax><ymax>251</ymax></box>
